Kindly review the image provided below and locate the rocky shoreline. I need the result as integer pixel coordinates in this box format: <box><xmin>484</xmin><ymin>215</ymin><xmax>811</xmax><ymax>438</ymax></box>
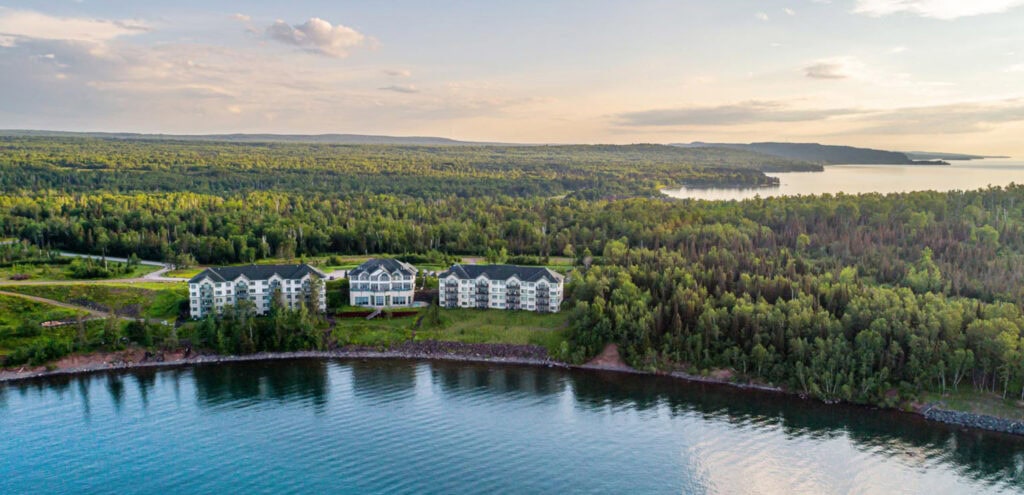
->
<box><xmin>2</xmin><ymin>341</ymin><xmax>1021</xmax><ymax>438</ymax></box>
<box><xmin>0</xmin><ymin>341</ymin><xmax>566</xmax><ymax>383</ymax></box>
<box><xmin>920</xmin><ymin>405</ymin><xmax>1024</xmax><ymax>436</ymax></box>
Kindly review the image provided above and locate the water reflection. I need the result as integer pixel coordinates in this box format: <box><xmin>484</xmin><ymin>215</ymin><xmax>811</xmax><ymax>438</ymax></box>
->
<box><xmin>192</xmin><ymin>360</ymin><xmax>328</xmax><ymax>409</ymax></box>
<box><xmin>572</xmin><ymin>369</ymin><xmax>1024</xmax><ymax>485</ymax></box>
<box><xmin>430</xmin><ymin>362</ymin><xmax>562</xmax><ymax>397</ymax></box>
<box><xmin>3</xmin><ymin>359</ymin><xmax>1024</xmax><ymax>491</ymax></box>
<box><xmin>106</xmin><ymin>374</ymin><xmax>125</xmax><ymax>412</ymax></box>
<box><xmin>134</xmin><ymin>369</ymin><xmax>157</xmax><ymax>410</ymax></box>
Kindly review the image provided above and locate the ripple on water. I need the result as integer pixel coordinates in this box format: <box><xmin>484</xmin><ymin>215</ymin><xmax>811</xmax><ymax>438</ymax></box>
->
<box><xmin>2</xmin><ymin>360</ymin><xmax>1024</xmax><ymax>494</ymax></box>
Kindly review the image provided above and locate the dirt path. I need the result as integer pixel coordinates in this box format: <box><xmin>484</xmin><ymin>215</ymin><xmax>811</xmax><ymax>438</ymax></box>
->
<box><xmin>0</xmin><ymin>273</ymin><xmax>185</xmax><ymax>286</ymax></box>
<box><xmin>582</xmin><ymin>343</ymin><xmax>633</xmax><ymax>371</ymax></box>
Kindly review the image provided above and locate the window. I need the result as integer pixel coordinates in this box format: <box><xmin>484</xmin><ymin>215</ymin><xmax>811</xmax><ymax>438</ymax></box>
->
<box><xmin>355</xmin><ymin>297</ymin><xmax>369</xmax><ymax>305</ymax></box>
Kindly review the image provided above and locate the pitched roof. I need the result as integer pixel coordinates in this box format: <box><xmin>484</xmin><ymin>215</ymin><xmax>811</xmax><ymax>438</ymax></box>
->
<box><xmin>189</xmin><ymin>264</ymin><xmax>325</xmax><ymax>284</ymax></box>
<box><xmin>349</xmin><ymin>258</ymin><xmax>417</xmax><ymax>277</ymax></box>
<box><xmin>439</xmin><ymin>264</ymin><xmax>563</xmax><ymax>283</ymax></box>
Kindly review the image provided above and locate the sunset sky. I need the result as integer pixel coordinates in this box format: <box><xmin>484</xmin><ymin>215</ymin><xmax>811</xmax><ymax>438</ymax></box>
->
<box><xmin>1</xmin><ymin>0</ymin><xmax>1023</xmax><ymax>155</ymax></box>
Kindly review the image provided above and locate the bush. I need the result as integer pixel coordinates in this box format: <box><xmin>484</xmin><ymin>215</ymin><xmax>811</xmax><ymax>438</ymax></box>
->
<box><xmin>125</xmin><ymin>321</ymin><xmax>154</xmax><ymax>347</ymax></box>
<box><xmin>6</xmin><ymin>337</ymin><xmax>74</xmax><ymax>366</ymax></box>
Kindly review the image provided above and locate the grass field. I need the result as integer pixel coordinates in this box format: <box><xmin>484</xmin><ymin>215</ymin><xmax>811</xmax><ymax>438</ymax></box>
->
<box><xmin>0</xmin><ymin>262</ymin><xmax>160</xmax><ymax>282</ymax></box>
<box><xmin>165</xmin><ymin>267</ymin><xmax>204</xmax><ymax>278</ymax></box>
<box><xmin>0</xmin><ymin>294</ymin><xmax>86</xmax><ymax>358</ymax></box>
<box><xmin>922</xmin><ymin>389</ymin><xmax>1024</xmax><ymax>420</ymax></box>
<box><xmin>330</xmin><ymin>308</ymin><xmax>568</xmax><ymax>353</ymax></box>
<box><xmin>0</xmin><ymin>284</ymin><xmax>188</xmax><ymax>321</ymax></box>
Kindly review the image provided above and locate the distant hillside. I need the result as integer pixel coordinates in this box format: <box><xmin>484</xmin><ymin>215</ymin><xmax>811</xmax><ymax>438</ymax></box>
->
<box><xmin>676</xmin><ymin>142</ymin><xmax>947</xmax><ymax>165</ymax></box>
<box><xmin>0</xmin><ymin>129</ymin><xmax>503</xmax><ymax>146</ymax></box>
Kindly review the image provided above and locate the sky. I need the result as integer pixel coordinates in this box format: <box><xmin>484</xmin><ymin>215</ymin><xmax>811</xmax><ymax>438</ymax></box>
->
<box><xmin>0</xmin><ymin>1</ymin><xmax>1023</xmax><ymax>155</ymax></box>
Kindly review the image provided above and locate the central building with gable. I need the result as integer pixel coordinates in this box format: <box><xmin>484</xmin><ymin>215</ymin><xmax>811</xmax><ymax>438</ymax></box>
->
<box><xmin>347</xmin><ymin>258</ymin><xmax>418</xmax><ymax>308</ymax></box>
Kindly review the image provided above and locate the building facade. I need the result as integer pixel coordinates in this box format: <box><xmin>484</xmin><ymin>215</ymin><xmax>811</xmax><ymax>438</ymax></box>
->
<box><xmin>348</xmin><ymin>258</ymin><xmax>417</xmax><ymax>308</ymax></box>
<box><xmin>188</xmin><ymin>264</ymin><xmax>327</xmax><ymax>319</ymax></box>
<box><xmin>438</xmin><ymin>264</ymin><xmax>564</xmax><ymax>313</ymax></box>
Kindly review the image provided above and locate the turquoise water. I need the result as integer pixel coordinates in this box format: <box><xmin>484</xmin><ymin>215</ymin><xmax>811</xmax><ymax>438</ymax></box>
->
<box><xmin>2</xmin><ymin>359</ymin><xmax>1024</xmax><ymax>494</ymax></box>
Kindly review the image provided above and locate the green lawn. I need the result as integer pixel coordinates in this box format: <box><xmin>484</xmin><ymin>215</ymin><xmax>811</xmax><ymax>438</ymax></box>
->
<box><xmin>922</xmin><ymin>389</ymin><xmax>1024</xmax><ymax>421</ymax></box>
<box><xmin>420</xmin><ymin>309</ymin><xmax>568</xmax><ymax>349</ymax></box>
<box><xmin>0</xmin><ymin>283</ymin><xmax>188</xmax><ymax>320</ymax></box>
<box><xmin>330</xmin><ymin>308</ymin><xmax>569</xmax><ymax>353</ymax></box>
<box><xmin>0</xmin><ymin>294</ymin><xmax>86</xmax><ymax>358</ymax></box>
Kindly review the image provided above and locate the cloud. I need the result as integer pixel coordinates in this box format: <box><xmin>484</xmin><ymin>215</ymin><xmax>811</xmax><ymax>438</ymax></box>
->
<box><xmin>231</xmin><ymin>13</ymin><xmax>251</xmax><ymax>22</ymax></box>
<box><xmin>265</xmin><ymin>17</ymin><xmax>366</xmax><ymax>58</ymax></box>
<box><xmin>383</xmin><ymin>68</ymin><xmax>412</xmax><ymax>78</ymax></box>
<box><xmin>803</xmin><ymin>56</ymin><xmax>866</xmax><ymax>80</ymax></box>
<box><xmin>616</xmin><ymin>101</ymin><xmax>859</xmax><ymax>126</ymax></box>
<box><xmin>755</xmin><ymin>12</ymin><xmax>770</xmax><ymax>21</ymax></box>
<box><xmin>0</xmin><ymin>8</ymin><xmax>148</xmax><ymax>44</ymax></box>
<box><xmin>804</xmin><ymin>62</ymin><xmax>848</xmax><ymax>79</ymax></box>
<box><xmin>853</xmin><ymin>0</ymin><xmax>1024</xmax><ymax>19</ymax></box>
<box><xmin>855</xmin><ymin>100</ymin><xmax>1024</xmax><ymax>134</ymax></box>
<box><xmin>1005</xmin><ymin>64</ymin><xmax>1024</xmax><ymax>73</ymax></box>
<box><xmin>379</xmin><ymin>84</ymin><xmax>418</xmax><ymax>94</ymax></box>
<box><xmin>784</xmin><ymin>8</ymin><xmax>797</xmax><ymax>15</ymax></box>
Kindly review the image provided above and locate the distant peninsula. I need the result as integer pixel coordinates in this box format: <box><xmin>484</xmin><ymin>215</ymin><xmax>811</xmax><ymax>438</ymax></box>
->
<box><xmin>903</xmin><ymin>151</ymin><xmax>1010</xmax><ymax>161</ymax></box>
<box><xmin>675</xmin><ymin>142</ymin><xmax>951</xmax><ymax>166</ymax></box>
<box><xmin>0</xmin><ymin>129</ymin><xmax>503</xmax><ymax>146</ymax></box>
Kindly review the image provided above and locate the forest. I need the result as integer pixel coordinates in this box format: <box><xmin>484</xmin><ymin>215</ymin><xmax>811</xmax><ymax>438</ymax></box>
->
<box><xmin>2</xmin><ymin>136</ymin><xmax>1024</xmax><ymax>408</ymax></box>
<box><xmin>0</xmin><ymin>136</ymin><xmax>814</xmax><ymax>199</ymax></box>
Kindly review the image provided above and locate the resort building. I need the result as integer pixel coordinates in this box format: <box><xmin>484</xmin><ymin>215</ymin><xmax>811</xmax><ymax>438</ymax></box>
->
<box><xmin>188</xmin><ymin>264</ymin><xmax>327</xmax><ymax>319</ymax></box>
<box><xmin>348</xmin><ymin>258</ymin><xmax>418</xmax><ymax>308</ymax></box>
<box><xmin>438</xmin><ymin>264</ymin><xmax>564</xmax><ymax>313</ymax></box>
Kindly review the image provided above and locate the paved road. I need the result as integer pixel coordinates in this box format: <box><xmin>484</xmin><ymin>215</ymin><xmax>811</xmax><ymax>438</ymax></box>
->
<box><xmin>57</xmin><ymin>251</ymin><xmax>165</xmax><ymax>267</ymax></box>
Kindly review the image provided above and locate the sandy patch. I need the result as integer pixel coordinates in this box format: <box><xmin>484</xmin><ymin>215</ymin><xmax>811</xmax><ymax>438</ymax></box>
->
<box><xmin>584</xmin><ymin>343</ymin><xmax>632</xmax><ymax>370</ymax></box>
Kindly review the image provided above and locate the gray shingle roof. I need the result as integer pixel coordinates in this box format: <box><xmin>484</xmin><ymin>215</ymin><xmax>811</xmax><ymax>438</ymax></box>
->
<box><xmin>348</xmin><ymin>258</ymin><xmax>417</xmax><ymax>277</ymax></box>
<box><xmin>189</xmin><ymin>264</ymin><xmax>325</xmax><ymax>284</ymax></box>
<box><xmin>438</xmin><ymin>264</ymin><xmax>563</xmax><ymax>283</ymax></box>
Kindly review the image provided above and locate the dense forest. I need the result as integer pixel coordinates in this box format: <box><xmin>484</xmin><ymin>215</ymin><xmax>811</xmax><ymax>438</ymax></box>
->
<box><xmin>0</xmin><ymin>137</ymin><xmax>815</xmax><ymax>199</ymax></box>
<box><xmin>3</xmin><ymin>136</ymin><xmax>1024</xmax><ymax>408</ymax></box>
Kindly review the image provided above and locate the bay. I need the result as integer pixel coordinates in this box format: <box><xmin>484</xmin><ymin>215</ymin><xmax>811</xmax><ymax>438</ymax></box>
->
<box><xmin>663</xmin><ymin>160</ymin><xmax>1024</xmax><ymax>201</ymax></box>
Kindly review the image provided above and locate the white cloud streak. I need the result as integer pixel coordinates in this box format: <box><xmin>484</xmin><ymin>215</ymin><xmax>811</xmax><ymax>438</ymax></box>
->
<box><xmin>0</xmin><ymin>8</ymin><xmax>147</xmax><ymax>44</ymax></box>
<box><xmin>853</xmin><ymin>0</ymin><xmax>1024</xmax><ymax>19</ymax></box>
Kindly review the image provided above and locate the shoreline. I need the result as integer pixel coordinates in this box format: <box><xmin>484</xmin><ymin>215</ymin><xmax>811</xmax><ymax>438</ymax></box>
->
<box><xmin>2</xmin><ymin>343</ymin><xmax>1022</xmax><ymax>437</ymax></box>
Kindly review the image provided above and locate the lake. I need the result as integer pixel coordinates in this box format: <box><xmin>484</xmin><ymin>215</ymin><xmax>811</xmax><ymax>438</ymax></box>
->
<box><xmin>663</xmin><ymin>160</ymin><xmax>1024</xmax><ymax>201</ymax></box>
<box><xmin>2</xmin><ymin>359</ymin><xmax>1024</xmax><ymax>494</ymax></box>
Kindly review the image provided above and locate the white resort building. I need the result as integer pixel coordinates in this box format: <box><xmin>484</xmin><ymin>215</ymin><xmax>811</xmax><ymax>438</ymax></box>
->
<box><xmin>188</xmin><ymin>264</ymin><xmax>327</xmax><ymax>319</ymax></box>
<box><xmin>348</xmin><ymin>258</ymin><xmax>418</xmax><ymax>308</ymax></box>
<box><xmin>438</xmin><ymin>264</ymin><xmax>564</xmax><ymax>313</ymax></box>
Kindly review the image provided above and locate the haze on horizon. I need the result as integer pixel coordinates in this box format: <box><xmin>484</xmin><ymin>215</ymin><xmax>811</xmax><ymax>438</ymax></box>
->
<box><xmin>0</xmin><ymin>0</ymin><xmax>1022</xmax><ymax>156</ymax></box>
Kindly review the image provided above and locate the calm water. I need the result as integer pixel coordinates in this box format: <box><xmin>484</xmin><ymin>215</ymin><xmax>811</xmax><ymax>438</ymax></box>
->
<box><xmin>2</xmin><ymin>360</ymin><xmax>1024</xmax><ymax>494</ymax></box>
<box><xmin>663</xmin><ymin>160</ymin><xmax>1024</xmax><ymax>201</ymax></box>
